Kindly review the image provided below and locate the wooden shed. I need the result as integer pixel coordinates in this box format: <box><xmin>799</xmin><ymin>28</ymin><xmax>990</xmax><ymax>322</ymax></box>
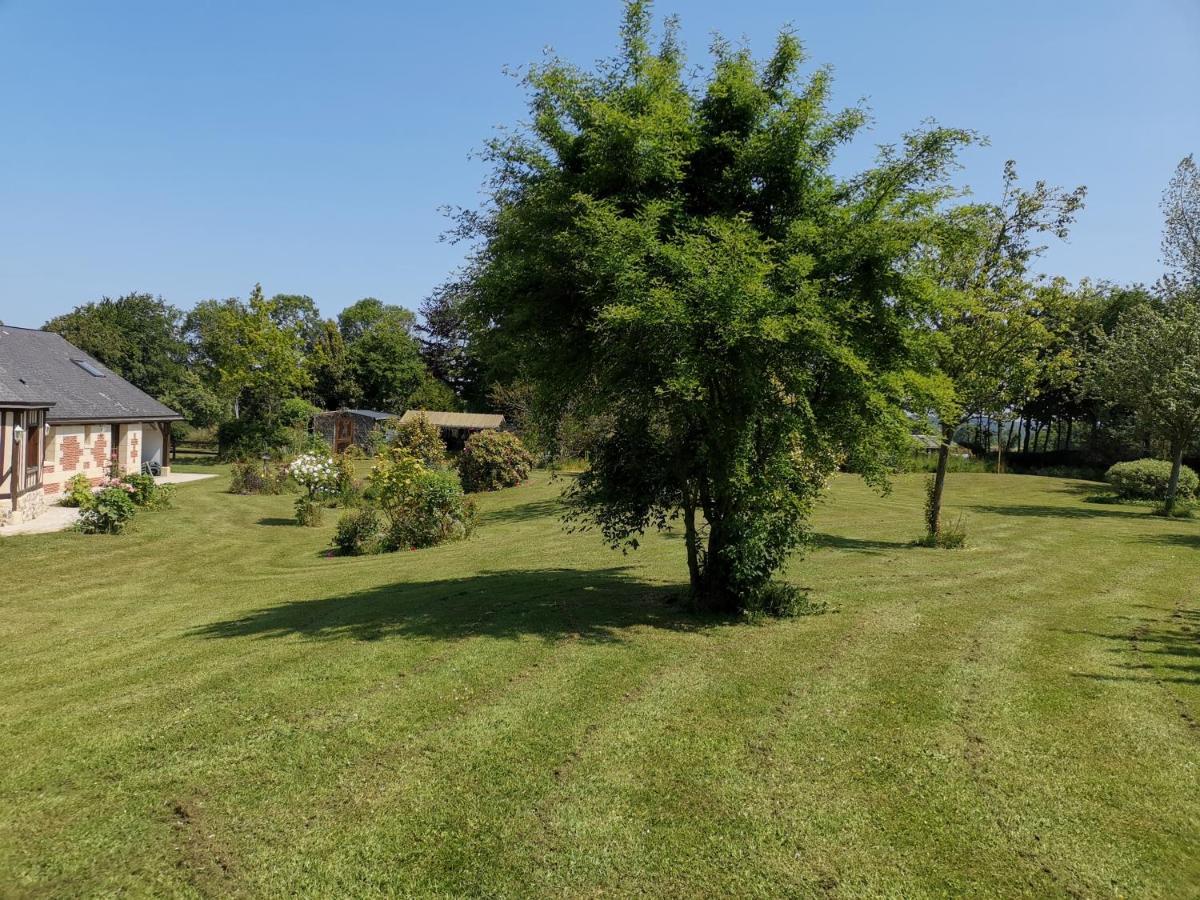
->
<box><xmin>312</xmin><ymin>409</ymin><xmax>393</xmax><ymax>454</ymax></box>
<box><xmin>398</xmin><ymin>410</ymin><xmax>505</xmax><ymax>452</ymax></box>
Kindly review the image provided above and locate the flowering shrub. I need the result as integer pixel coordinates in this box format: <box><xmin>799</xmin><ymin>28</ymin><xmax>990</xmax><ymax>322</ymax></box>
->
<box><xmin>369</xmin><ymin>447</ymin><xmax>426</xmax><ymax>518</ymax></box>
<box><xmin>457</xmin><ymin>430</ymin><xmax>533</xmax><ymax>492</ymax></box>
<box><xmin>389</xmin><ymin>414</ymin><xmax>447</xmax><ymax>467</ymax></box>
<box><xmin>288</xmin><ymin>453</ymin><xmax>340</xmax><ymax>495</ymax></box>
<box><xmin>76</xmin><ymin>487</ymin><xmax>137</xmax><ymax>534</ymax></box>
<box><xmin>340</xmin><ymin>447</ymin><xmax>474</xmax><ymax>553</ymax></box>
<box><xmin>60</xmin><ymin>473</ymin><xmax>95</xmax><ymax>508</ymax></box>
<box><xmin>288</xmin><ymin>453</ymin><xmax>340</xmax><ymax>526</ymax></box>
<box><xmin>117</xmin><ymin>473</ymin><xmax>174</xmax><ymax>509</ymax></box>
<box><xmin>98</xmin><ymin>476</ymin><xmax>138</xmax><ymax>496</ymax></box>
<box><xmin>380</xmin><ymin>469</ymin><xmax>476</xmax><ymax>550</ymax></box>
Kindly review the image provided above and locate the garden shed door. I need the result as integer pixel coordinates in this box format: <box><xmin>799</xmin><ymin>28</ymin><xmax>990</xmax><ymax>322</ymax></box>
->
<box><xmin>334</xmin><ymin>415</ymin><xmax>353</xmax><ymax>453</ymax></box>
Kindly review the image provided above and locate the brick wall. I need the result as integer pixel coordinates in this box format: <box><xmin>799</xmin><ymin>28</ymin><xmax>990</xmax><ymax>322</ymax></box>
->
<box><xmin>41</xmin><ymin>423</ymin><xmax>148</xmax><ymax>495</ymax></box>
<box><xmin>90</xmin><ymin>433</ymin><xmax>109</xmax><ymax>470</ymax></box>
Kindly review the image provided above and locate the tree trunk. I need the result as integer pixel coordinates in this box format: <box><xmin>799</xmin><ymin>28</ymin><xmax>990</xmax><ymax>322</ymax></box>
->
<box><xmin>682</xmin><ymin>495</ymin><xmax>702</xmax><ymax>596</ymax></box>
<box><xmin>698</xmin><ymin>523</ymin><xmax>741</xmax><ymax>615</ymax></box>
<box><xmin>1165</xmin><ymin>441</ymin><xmax>1185</xmax><ymax>516</ymax></box>
<box><xmin>1021</xmin><ymin>413</ymin><xmax>1031</xmax><ymax>453</ymax></box>
<box><xmin>929</xmin><ymin>437</ymin><xmax>951</xmax><ymax>535</ymax></box>
<box><xmin>1064</xmin><ymin>418</ymin><xmax>1073</xmax><ymax>451</ymax></box>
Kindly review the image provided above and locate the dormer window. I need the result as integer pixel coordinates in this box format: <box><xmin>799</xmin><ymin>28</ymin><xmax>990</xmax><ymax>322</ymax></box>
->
<box><xmin>71</xmin><ymin>359</ymin><xmax>106</xmax><ymax>377</ymax></box>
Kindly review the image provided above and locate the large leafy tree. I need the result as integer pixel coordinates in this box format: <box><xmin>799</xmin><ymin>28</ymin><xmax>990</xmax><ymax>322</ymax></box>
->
<box><xmin>345</xmin><ymin>305</ymin><xmax>426</xmax><ymax>412</ymax></box>
<box><xmin>921</xmin><ymin>163</ymin><xmax>1085</xmax><ymax>533</ymax></box>
<box><xmin>460</xmin><ymin>2</ymin><xmax>974</xmax><ymax>612</ymax></box>
<box><xmin>45</xmin><ymin>293</ymin><xmax>186</xmax><ymax>401</ymax></box>
<box><xmin>1092</xmin><ymin>289</ymin><xmax>1200</xmax><ymax>514</ymax></box>
<box><xmin>337</xmin><ymin>297</ymin><xmax>413</xmax><ymax>342</ymax></box>
<box><xmin>307</xmin><ymin>319</ymin><xmax>359</xmax><ymax>410</ymax></box>
<box><xmin>1161</xmin><ymin>154</ymin><xmax>1199</xmax><ymax>285</ymax></box>
<box><xmin>1018</xmin><ymin>281</ymin><xmax>1153</xmax><ymax>456</ymax></box>
<box><xmin>43</xmin><ymin>292</ymin><xmax>222</xmax><ymax>426</ymax></box>
<box><xmin>417</xmin><ymin>278</ymin><xmax>482</xmax><ymax>403</ymax></box>
<box><xmin>269</xmin><ymin>293</ymin><xmax>324</xmax><ymax>351</ymax></box>
<box><xmin>185</xmin><ymin>284</ymin><xmax>311</xmax><ymax>421</ymax></box>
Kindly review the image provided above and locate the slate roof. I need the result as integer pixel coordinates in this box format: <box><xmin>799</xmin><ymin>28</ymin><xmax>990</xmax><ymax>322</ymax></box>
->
<box><xmin>0</xmin><ymin>326</ymin><xmax>182</xmax><ymax>423</ymax></box>
<box><xmin>342</xmin><ymin>409</ymin><xmax>394</xmax><ymax>421</ymax></box>
<box><xmin>399</xmin><ymin>409</ymin><xmax>505</xmax><ymax>430</ymax></box>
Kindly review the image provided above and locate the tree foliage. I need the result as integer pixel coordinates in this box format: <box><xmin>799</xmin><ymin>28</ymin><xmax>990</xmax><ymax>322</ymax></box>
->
<box><xmin>344</xmin><ymin>303</ymin><xmax>426</xmax><ymax>412</ymax></box>
<box><xmin>919</xmin><ymin>163</ymin><xmax>1085</xmax><ymax>533</ymax></box>
<box><xmin>307</xmin><ymin>319</ymin><xmax>359</xmax><ymax>410</ymax></box>
<box><xmin>43</xmin><ymin>292</ymin><xmax>224</xmax><ymax>427</ymax></box>
<box><xmin>458</xmin><ymin>1</ymin><xmax>977</xmax><ymax>611</ymax></box>
<box><xmin>184</xmin><ymin>284</ymin><xmax>311</xmax><ymax>422</ymax></box>
<box><xmin>1092</xmin><ymin>290</ymin><xmax>1200</xmax><ymax>513</ymax></box>
<box><xmin>417</xmin><ymin>277</ymin><xmax>482</xmax><ymax>402</ymax></box>
<box><xmin>1161</xmin><ymin>154</ymin><xmax>1200</xmax><ymax>285</ymax></box>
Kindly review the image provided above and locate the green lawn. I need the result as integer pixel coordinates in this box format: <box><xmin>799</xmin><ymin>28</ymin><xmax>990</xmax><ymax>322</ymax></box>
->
<box><xmin>1</xmin><ymin>468</ymin><xmax>1197</xmax><ymax>897</ymax></box>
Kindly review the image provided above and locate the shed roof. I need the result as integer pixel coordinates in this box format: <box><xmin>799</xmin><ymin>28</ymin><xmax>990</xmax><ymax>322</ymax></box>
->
<box><xmin>345</xmin><ymin>409</ymin><xmax>395</xmax><ymax>421</ymax></box>
<box><xmin>314</xmin><ymin>408</ymin><xmax>394</xmax><ymax>421</ymax></box>
<box><xmin>0</xmin><ymin>326</ymin><xmax>181</xmax><ymax>423</ymax></box>
<box><xmin>399</xmin><ymin>410</ymin><xmax>505</xmax><ymax>430</ymax></box>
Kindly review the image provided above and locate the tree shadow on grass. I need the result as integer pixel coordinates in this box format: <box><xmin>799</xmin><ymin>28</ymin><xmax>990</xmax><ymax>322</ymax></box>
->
<box><xmin>1138</xmin><ymin>533</ymin><xmax>1200</xmax><ymax>549</ymax></box>
<box><xmin>1064</xmin><ymin>608</ymin><xmax>1200</xmax><ymax>687</ymax></box>
<box><xmin>966</xmin><ymin>503</ymin><xmax>1150</xmax><ymax>520</ymax></box>
<box><xmin>476</xmin><ymin>497</ymin><xmax>564</xmax><ymax>526</ymax></box>
<box><xmin>1054</xmin><ymin>481</ymin><xmax>1109</xmax><ymax>498</ymax></box>
<box><xmin>257</xmin><ymin>517</ymin><xmax>298</xmax><ymax>527</ymax></box>
<box><xmin>810</xmin><ymin>533</ymin><xmax>912</xmax><ymax>554</ymax></box>
<box><xmin>191</xmin><ymin>567</ymin><xmax>725</xmax><ymax>644</ymax></box>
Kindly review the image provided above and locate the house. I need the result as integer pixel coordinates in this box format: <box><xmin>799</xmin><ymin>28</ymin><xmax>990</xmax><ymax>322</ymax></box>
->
<box><xmin>311</xmin><ymin>408</ymin><xmax>395</xmax><ymax>454</ymax></box>
<box><xmin>398</xmin><ymin>409</ymin><xmax>505</xmax><ymax>452</ymax></box>
<box><xmin>0</xmin><ymin>326</ymin><xmax>182</xmax><ymax>525</ymax></box>
<box><xmin>911</xmin><ymin>434</ymin><xmax>971</xmax><ymax>457</ymax></box>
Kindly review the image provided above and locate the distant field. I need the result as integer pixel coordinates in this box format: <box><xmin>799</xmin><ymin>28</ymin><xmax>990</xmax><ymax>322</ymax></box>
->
<box><xmin>1</xmin><ymin>468</ymin><xmax>1197</xmax><ymax>897</ymax></box>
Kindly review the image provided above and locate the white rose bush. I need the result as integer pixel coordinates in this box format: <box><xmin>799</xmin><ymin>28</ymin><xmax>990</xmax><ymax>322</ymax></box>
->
<box><xmin>287</xmin><ymin>452</ymin><xmax>340</xmax><ymax>526</ymax></box>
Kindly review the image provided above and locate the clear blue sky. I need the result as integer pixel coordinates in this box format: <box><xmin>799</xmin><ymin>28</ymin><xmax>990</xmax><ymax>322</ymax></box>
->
<box><xmin>1</xmin><ymin>0</ymin><xmax>1197</xmax><ymax>327</ymax></box>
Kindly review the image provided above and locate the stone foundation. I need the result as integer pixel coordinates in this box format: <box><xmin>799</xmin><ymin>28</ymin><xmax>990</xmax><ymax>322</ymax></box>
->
<box><xmin>0</xmin><ymin>487</ymin><xmax>47</xmax><ymax>527</ymax></box>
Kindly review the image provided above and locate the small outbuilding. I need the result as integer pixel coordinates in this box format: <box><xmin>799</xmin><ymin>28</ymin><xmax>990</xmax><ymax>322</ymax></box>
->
<box><xmin>398</xmin><ymin>409</ymin><xmax>505</xmax><ymax>452</ymax></box>
<box><xmin>311</xmin><ymin>408</ymin><xmax>394</xmax><ymax>454</ymax></box>
<box><xmin>911</xmin><ymin>434</ymin><xmax>971</xmax><ymax>457</ymax></box>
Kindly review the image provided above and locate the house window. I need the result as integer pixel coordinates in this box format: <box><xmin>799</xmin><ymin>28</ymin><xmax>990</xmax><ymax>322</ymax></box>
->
<box><xmin>71</xmin><ymin>358</ymin><xmax>106</xmax><ymax>377</ymax></box>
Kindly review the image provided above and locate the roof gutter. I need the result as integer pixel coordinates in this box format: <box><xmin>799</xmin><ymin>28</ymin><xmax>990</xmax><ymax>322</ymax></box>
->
<box><xmin>47</xmin><ymin>414</ymin><xmax>184</xmax><ymax>425</ymax></box>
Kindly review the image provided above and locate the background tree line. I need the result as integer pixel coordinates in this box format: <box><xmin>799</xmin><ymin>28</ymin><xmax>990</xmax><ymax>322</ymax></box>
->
<box><xmin>42</xmin><ymin>286</ymin><xmax>465</xmax><ymax>454</ymax></box>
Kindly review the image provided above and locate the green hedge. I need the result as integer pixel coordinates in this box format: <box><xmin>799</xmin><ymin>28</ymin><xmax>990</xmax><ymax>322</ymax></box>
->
<box><xmin>1105</xmin><ymin>458</ymin><xmax>1198</xmax><ymax>500</ymax></box>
